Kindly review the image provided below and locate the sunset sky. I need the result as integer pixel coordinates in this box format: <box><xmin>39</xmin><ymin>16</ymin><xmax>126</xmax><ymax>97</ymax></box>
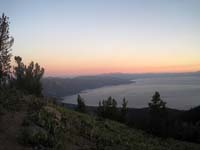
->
<box><xmin>0</xmin><ymin>0</ymin><xmax>200</xmax><ymax>76</ymax></box>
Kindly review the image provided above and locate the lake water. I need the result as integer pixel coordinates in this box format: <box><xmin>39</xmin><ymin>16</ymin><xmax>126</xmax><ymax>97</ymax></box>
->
<box><xmin>63</xmin><ymin>76</ymin><xmax>200</xmax><ymax>110</ymax></box>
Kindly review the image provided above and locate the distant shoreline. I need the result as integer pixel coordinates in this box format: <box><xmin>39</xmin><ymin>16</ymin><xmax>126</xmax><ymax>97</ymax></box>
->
<box><xmin>42</xmin><ymin>76</ymin><xmax>134</xmax><ymax>98</ymax></box>
<box><xmin>66</xmin><ymin>80</ymin><xmax>135</xmax><ymax>96</ymax></box>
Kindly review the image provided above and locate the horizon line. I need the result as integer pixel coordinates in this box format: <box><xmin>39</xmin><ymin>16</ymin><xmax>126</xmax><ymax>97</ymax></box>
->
<box><xmin>43</xmin><ymin>70</ymin><xmax>200</xmax><ymax>78</ymax></box>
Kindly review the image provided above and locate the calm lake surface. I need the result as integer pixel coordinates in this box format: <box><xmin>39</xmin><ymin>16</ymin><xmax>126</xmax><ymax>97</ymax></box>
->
<box><xmin>63</xmin><ymin>76</ymin><xmax>200</xmax><ymax>110</ymax></box>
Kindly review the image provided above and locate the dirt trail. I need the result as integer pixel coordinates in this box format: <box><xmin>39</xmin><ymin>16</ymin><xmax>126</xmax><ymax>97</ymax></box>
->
<box><xmin>0</xmin><ymin>111</ymin><xmax>31</xmax><ymax>150</ymax></box>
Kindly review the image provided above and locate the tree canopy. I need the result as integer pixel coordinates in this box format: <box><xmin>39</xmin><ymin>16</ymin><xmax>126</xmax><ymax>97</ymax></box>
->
<box><xmin>0</xmin><ymin>13</ymin><xmax>14</xmax><ymax>88</ymax></box>
<box><xmin>148</xmin><ymin>91</ymin><xmax>167</xmax><ymax>136</ymax></box>
<box><xmin>13</xmin><ymin>56</ymin><xmax>44</xmax><ymax>96</ymax></box>
<box><xmin>76</xmin><ymin>94</ymin><xmax>86</xmax><ymax>113</ymax></box>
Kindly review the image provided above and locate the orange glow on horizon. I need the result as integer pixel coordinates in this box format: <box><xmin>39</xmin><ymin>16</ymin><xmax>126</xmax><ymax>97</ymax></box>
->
<box><xmin>11</xmin><ymin>52</ymin><xmax>200</xmax><ymax>77</ymax></box>
<box><xmin>44</xmin><ymin>63</ymin><xmax>200</xmax><ymax>76</ymax></box>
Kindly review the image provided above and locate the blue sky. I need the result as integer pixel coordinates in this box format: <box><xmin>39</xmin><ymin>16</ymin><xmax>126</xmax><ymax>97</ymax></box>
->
<box><xmin>0</xmin><ymin>0</ymin><xmax>200</xmax><ymax>76</ymax></box>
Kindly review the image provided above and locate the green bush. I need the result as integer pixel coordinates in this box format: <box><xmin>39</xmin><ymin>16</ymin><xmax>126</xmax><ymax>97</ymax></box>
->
<box><xmin>19</xmin><ymin>103</ymin><xmax>66</xmax><ymax>149</ymax></box>
<box><xmin>0</xmin><ymin>88</ymin><xmax>23</xmax><ymax>112</ymax></box>
<box><xmin>18</xmin><ymin>126</ymin><xmax>51</xmax><ymax>147</ymax></box>
<box><xmin>27</xmin><ymin>96</ymin><xmax>46</xmax><ymax>113</ymax></box>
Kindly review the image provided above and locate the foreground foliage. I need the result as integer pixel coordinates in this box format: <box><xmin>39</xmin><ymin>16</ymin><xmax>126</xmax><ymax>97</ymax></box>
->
<box><xmin>16</xmin><ymin>95</ymin><xmax>200</xmax><ymax>150</ymax></box>
<box><xmin>0</xmin><ymin>90</ymin><xmax>200</xmax><ymax>150</ymax></box>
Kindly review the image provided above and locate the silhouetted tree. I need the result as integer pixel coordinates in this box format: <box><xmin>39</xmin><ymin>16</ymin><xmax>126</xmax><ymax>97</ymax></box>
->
<box><xmin>0</xmin><ymin>13</ymin><xmax>14</xmax><ymax>88</ymax></box>
<box><xmin>97</xmin><ymin>101</ymin><xmax>103</xmax><ymax>116</ymax></box>
<box><xmin>97</xmin><ymin>96</ymin><xmax>119</xmax><ymax>120</ymax></box>
<box><xmin>148</xmin><ymin>91</ymin><xmax>167</xmax><ymax>136</ymax></box>
<box><xmin>121</xmin><ymin>97</ymin><xmax>128</xmax><ymax>122</ymax></box>
<box><xmin>76</xmin><ymin>94</ymin><xmax>86</xmax><ymax>113</ymax></box>
<box><xmin>13</xmin><ymin>56</ymin><xmax>44</xmax><ymax>96</ymax></box>
<box><xmin>13</xmin><ymin>56</ymin><xmax>25</xmax><ymax>88</ymax></box>
<box><xmin>149</xmin><ymin>91</ymin><xmax>166</xmax><ymax>113</ymax></box>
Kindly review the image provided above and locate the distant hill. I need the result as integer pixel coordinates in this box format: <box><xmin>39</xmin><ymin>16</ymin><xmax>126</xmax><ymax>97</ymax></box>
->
<box><xmin>180</xmin><ymin>105</ymin><xmax>200</xmax><ymax>123</ymax></box>
<box><xmin>42</xmin><ymin>71</ymin><xmax>200</xmax><ymax>98</ymax></box>
<box><xmin>42</xmin><ymin>76</ymin><xmax>132</xmax><ymax>98</ymax></box>
<box><xmin>99</xmin><ymin>71</ymin><xmax>200</xmax><ymax>80</ymax></box>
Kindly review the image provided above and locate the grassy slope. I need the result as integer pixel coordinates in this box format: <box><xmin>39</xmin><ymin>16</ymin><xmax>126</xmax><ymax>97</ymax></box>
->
<box><xmin>1</xmin><ymin>94</ymin><xmax>200</xmax><ymax>150</ymax></box>
<box><xmin>55</xmin><ymin>106</ymin><xmax>200</xmax><ymax>150</ymax></box>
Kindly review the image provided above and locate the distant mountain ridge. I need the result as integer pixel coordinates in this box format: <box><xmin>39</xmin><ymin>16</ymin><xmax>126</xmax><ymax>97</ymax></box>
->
<box><xmin>42</xmin><ymin>76</ymin><xmax>132</xmax><ymax>98</ymax></box>
<box><xmin>42</xmin><ymin>71</ymin><xmax>200</xmax><ymax>98</ymax></box>
<box><xmin>99</xmin><ymin>71</ymin><xmax>200</xmax><ymax>79</ymax></box>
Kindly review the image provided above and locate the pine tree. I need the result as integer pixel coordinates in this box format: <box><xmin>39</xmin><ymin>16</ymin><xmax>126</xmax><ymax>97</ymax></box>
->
<box><xmin>13</xmin><ymin>56</ymin><xmax>26</xmax><ymax>89</ymax></box>
<box><xmin>25</xmin><ymin>61</ymin><xmax>44</xmax><ymax>96</ymax></box>
<box><xmin>0</xmin><ymin>13</ymin><xmax>14</xmax><ymax>87</ymax></box>
<box><xmin>121</xmin><ymin>97</ymin><xmax>128</xmax><ymax>122</ymax></box>
<box><xmin>13</xmin><ymin>56</ymin><xmax>44</xmax><ymax>96</ymax></box>
<box><xmin>97</xmin><ymin>101</ymin><xmax>103</xmax><ymax>116</ymax></box>
<box><xmin>148</xmin><ymin>91</ymin><xmax>167</xmax><ymax>136</ymax></box>
<box><xmin>76</xmin><ymin>94</ymin><xmax>86</xmax><ymax>113</ymax></box>
<box><xmin>97</xmin><ymin>96</ymin><xmax>120</xmax><ymax>120</ymax></box>
<box><xmin>149</xmin><ymin>91</ymin><xmax>166</xmax><ymax>114</ymax></box>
